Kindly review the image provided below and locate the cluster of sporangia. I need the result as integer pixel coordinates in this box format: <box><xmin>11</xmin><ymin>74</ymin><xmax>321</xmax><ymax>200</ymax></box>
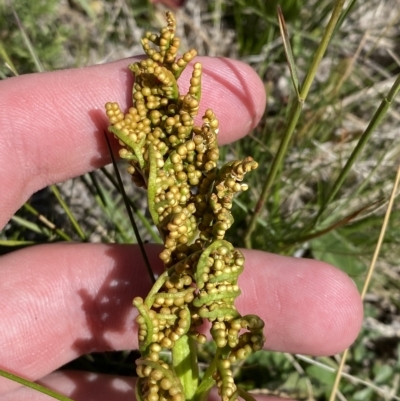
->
<box><xmin>105</xmin><ymin>12</ymin><xmax>265</xmax><ymax>401</ymax></box>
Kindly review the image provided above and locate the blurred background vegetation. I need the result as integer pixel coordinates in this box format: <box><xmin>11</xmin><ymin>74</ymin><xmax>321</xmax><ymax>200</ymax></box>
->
<box><xmin>1</xmin><ymin>0</ymin><xmax>400</xmax><ymax>400</ymax></box>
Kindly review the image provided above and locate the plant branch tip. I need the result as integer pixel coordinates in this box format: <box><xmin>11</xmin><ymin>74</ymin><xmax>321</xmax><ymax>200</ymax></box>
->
<box><xmin>104</xmin><ymin>11</ymin><xmax>264</xmax><ymax>401</ymax></box>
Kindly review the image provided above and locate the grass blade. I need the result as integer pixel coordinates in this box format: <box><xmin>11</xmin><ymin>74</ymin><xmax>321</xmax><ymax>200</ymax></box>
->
<box><xmin>244</xmin><ymin>0</ymin><xmax>347</xmax><ymax>248</ymax></box>
<box><xmin>10</xmin><ymin>215</ymin><xmax>47</xmax><ymax>235</ymax></box>
<box><xmin>284</xmin><ymin>199</ymin><xmax>383</xmax><ymax>245</ymax></box>
<box><xmin>296</xmin><ymin>354</ymin><xmax>400</xmax><ymax>400</ymax></box>
<box><xmin>0</xmin><ymin>240</ymin><xmax>36</xmax><ymax>246</ymax></box>
<box><xmin>50</xmin><ymin>184</ymin><xmax>87</xmax><ymax>241</ymax></box>
<box><xmin>0</xmin><ymin>368</ymin><xmax>75</xmax><ymax>401</ymax></box>
<box><xmin>86</xmin><ymin>172</ymin><xmax>132</xmax><ymax>243</ymax></box>
<box><xmin>23</xmin><ymin>203</ymin><xmax>72</xmax><ymax>241</ymax></box>
<box><xmin>328</xmin><ymin>164</ymin><xmax>400</xmax><ymax>401</ymax></box>
<box><xmin>277</xmin><ymin>6</ymin><xmax>300</xmax><ymax>98</ymax></box>
<box><xmin>335</xmin><ymin>0</ymin><xmax>358</xmax><ymax>32</ymax></box>
<box><xmin>317</xmin><ymin>73</ymin><xmax>400</xmax><ymax>221</ymax></box>
<box><xmin>237</xmin><ymin>388</ymin><xmax>258</xmax><ymax>401</ymax></box>
<box><xmin>10</xmin><ymin>2</ymin><xmax>44</xmax><ymax>73</ymax></box>
<box><xmin>299</xmin><ymin>0</ymin><xmax>346</xmax><ymax>100</ymax></box>
<box><xmin>0</xmin><ymin>42</ymin><xmax>18</xmax><ymax>76</ymax></box>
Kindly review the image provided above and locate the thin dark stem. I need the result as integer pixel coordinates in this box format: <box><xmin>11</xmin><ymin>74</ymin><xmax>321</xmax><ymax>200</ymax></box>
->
<box><xmin>103</xmin><ymin>130</ymin><xmax>156</xmax><ymax>284</ymax></box>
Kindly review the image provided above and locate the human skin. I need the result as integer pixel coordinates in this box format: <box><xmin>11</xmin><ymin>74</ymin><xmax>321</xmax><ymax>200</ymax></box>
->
<box><xmin>0</xmin><ymin>57</ymin><xmax>363</xmax><ymax>401</ymax></box>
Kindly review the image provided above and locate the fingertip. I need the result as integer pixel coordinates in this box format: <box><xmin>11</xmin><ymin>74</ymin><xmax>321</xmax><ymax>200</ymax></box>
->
<box><xmin>180</xmin><ymin>57</ymin><xmax>266</xmax><ymax>144</ymax></box>
<box><xmin>239</xmin><ymin>250</ymin><xmax>363</xmax><ymax>355</ymax></box>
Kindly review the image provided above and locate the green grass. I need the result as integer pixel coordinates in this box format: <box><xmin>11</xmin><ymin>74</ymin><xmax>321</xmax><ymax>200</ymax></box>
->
<box><xmin>1</xmin><ymin>0</ymin><xmax>400</xmax><ymax>400</ymax></box>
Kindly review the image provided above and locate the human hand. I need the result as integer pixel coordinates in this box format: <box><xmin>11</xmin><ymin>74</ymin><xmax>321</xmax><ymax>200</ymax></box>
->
<box><xmin>0</xmin><ymin>57</ymin><xmax>363</xmax><ymax>401</ymax></box>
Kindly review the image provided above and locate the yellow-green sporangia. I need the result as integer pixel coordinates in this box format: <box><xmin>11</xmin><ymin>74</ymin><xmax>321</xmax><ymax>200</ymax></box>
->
<box><xmin>105</xmin><ymin>11</ymin><xmax>265</xmax><ymax>401</ymax></box>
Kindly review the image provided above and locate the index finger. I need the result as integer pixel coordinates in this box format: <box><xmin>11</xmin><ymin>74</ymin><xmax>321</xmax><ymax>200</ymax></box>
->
<box><xmin>0</xmin><ymin>57</ymin><xmax>266</xmax><ymax>228</ymax></box>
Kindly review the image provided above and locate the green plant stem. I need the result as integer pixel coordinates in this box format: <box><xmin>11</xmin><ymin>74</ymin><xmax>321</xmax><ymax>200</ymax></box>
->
<box><xmin>244</xmin><ymin>0</ymin><xmax>346</xmax><ymax>248</ymax></box>
<box><xmin>335</xmin><ymin>0</ymin><xmax>359</xmax><ymax>32</ymax></box>
<box><xmin>172</xmin><ymin>335</ymin><xmax>198</xmax><ymax>401</ymax></box>
<box><xmin>244</xmin><ymin>98</ymin><xmax>302</xmax><ymax>248</ymax></box>
<box><xmin>300</xmin><ymin>0</ymin><xmax>346</xmax><ymax>98</ymax></box>
<box><xmin>0</xmin><ymin>368</ymin><xmax>75</xmax><ymax>401</ymax></box>
<box><xmin>194</xmin><ymin>348</ymin><xmax>222</xmax><ymax>401</ymax></box>
<box><xmin>314</xmin><ymin>73</ymin><xmax>400</xmax><ymax>223</ymax></box>
<box><xmin>237</xmin><ymin>387</ymin><xmax>258</xmax><ymax>401</ymax></box>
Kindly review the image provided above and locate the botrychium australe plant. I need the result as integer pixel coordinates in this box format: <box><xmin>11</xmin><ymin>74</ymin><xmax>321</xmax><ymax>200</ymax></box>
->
<box><xmin>104</xmin><ymin>11</ymin><xmax>265</xmax><ymax>401</ymax></box>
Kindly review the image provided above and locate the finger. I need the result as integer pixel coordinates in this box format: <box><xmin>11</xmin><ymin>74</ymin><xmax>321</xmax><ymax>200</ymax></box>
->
<box><xmin>0</xmin><ymin>244</ymin><xmax>159</xmax><ymax>394</ymax></box>
<box><xmin>3</xmin><ymin>371</ymin><xmax>279</xmax><ymax>401</ymax></box>
<box><xmin>1</xmin><ymin>371</ymin><xmax>135</xmax><ymax>401</ymax></box>
<box><xmin>0</xmin><ymin>244</ymin><xmax>362</xmax><ymax>394</ymax></box>
<box><xmin>240</xmin><ymin>249</ymin><xmax>363</xmax><ymax>355</ymax></box>
<box><xmin>0</xmin><ymin>57</ymin><xmax>266</xmax><ymax>228</ymax></box>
